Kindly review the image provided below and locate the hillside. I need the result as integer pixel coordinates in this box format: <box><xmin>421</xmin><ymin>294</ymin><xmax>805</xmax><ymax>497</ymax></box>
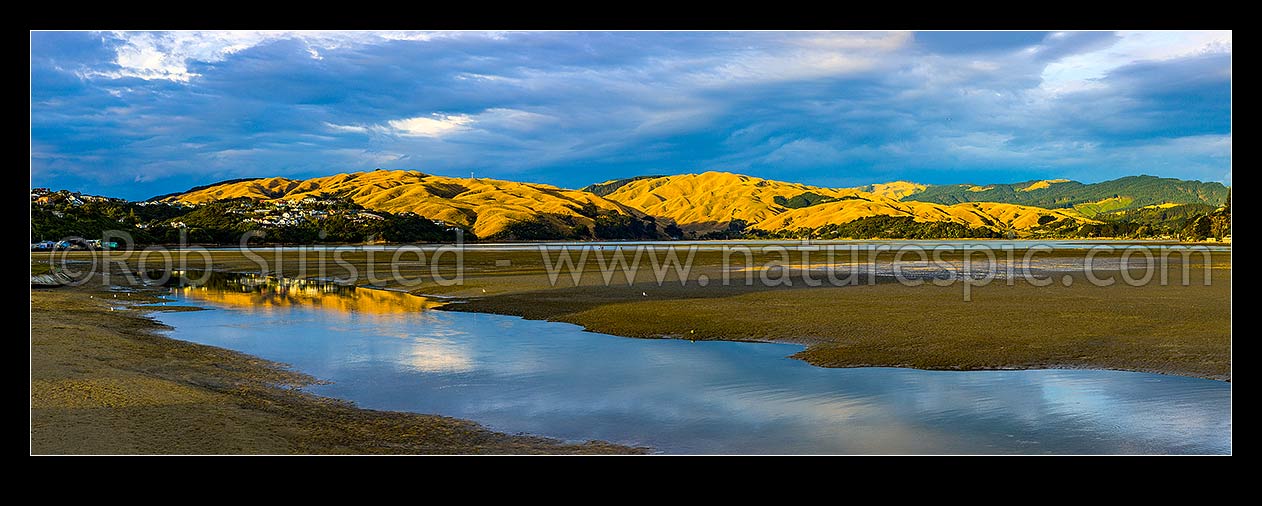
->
<box><xmin>902</xmin><ymin>175</ymin><xmax>1228</xmax><ymax>215</ymax></box>
<box><xmin>580</xmin><ymin>176</ymin><xmax>666</xmax><ymax>197</ymax></box>
<box><xmin>153</xmin><ymin>170</ymin><xmax>1226</xmax><ymax>241</ymax></box>
<box><xmin>590</xmin><ymin>172</ymin><xmax>865</xmax><ymax>234</ymax></box>
<box><xmin>592</xmin><ymin>171</ymin><xmax>1093</xmax><ymax>237</ymax></box>
<box><xmin>751</xmin><ymin>200</ymin><xmax>1086</xmax><ymax>233</ymax></box>
<box><xmin>854</xmin><ymin>181</ymin><xmax>929</xmax><ymax>200</ymax></box>
<box><xmin>166</xmin><ymin>170</ymin><xmax>658</xmax><ymax>240</ymax></box>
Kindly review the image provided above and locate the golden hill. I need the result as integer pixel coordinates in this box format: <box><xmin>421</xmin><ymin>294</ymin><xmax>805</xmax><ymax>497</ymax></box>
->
<box><xmin>1019</xmin><ymin>179</ymin><xmax>1072</xmax><ymax>192</ymax></box>
<box><xmin>597</xmin><ymin>171</ymin><xmax>1095</xmax><ymax>235</ymax></box>
<box><xmin>595</xmin><ymin>171</ymin><xmax>868</xmax><ymax>233</ymax></box>
<box><xmin>168</xmin><ymin>169</ymin><xmax>1098</xmax><ymax>239</ymax></box>
<box><xmin>167</xmin><ymin>170</ymin><xmax>649</xmax><ymax>239</ymax></box>
<box><xmin>856</xmin><ymin>181</ymin><xmax>928</xmax><ymax>200</ymax></box>
<box><xmin>751</xmin><ymin>200</ymin><xmax>1088</xmax><ymax>232</ymax></box>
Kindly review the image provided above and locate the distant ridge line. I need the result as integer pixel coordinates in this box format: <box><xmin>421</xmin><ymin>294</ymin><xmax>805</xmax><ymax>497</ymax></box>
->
<box><xmin>146</xmin><ymin>177</ymin><xmax>266</xmax><ymax>202</ymax></box>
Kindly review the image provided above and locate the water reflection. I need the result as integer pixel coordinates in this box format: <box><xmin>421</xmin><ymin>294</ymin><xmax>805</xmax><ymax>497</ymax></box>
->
<box><xmin>155</xmin><ymin>272</ymin><xmax>1231</xmax><ymax>454</ymax></box>
<box><xmin>162</xmin><ymin>271</ymin><xmax>440</xmax><ymax>315</ymax></box>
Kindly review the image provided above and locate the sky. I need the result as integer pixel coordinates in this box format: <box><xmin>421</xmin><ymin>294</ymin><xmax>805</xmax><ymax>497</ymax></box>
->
<box><xmin>30</xmin><ymin>30</ymin><xmax>1231</xmax><ymax>200</ymax></box>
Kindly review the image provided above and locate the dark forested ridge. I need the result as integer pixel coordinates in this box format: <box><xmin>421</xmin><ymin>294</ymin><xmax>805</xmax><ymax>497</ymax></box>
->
<box><xmin>904</xmin><ymin>175</ymin><xmax>1228</xmax><ymax>212</ymax></box>
<box><xmin>579</xmin><ymin>175</ymin><xmax>667</xmax><ymax>197</ymax></box>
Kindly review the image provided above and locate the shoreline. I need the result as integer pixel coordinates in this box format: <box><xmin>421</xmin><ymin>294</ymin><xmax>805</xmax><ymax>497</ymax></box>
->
<box><xmin>30</xmin><ymin>280</ymin><xmax>644</xmax><ymax>454</ymax></box>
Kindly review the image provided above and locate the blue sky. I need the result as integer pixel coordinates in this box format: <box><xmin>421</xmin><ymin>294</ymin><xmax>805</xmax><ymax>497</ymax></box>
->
<box><xmin>31</xmin><ymin>31</ymin><xmax>1231</xmax><ymax>200</ymax></box>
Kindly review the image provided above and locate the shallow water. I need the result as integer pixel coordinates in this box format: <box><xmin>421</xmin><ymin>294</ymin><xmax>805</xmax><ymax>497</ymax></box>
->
<box><xmin>154</xmin><ymin>274</ymin><xmax>1231</xmax><ymax>454</ymax></box>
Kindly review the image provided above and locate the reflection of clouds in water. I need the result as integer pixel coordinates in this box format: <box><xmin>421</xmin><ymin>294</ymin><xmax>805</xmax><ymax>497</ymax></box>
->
<box><xmin>358</xmin><ymin>314</ymin><xmax>479</xmax><ymax>373</ymax></box>
<box><xmin>405</xmin><ymin>337</ymin><xmax>475</xmax><ymax>373</ymax></box>
<box><xmin>904</xmin><ymin>372</ymin><xmax>1047</xmax><ymax>424</ymax></box>
<box><xmin>158</xmin><ymin>275</ymin><xmax>1231</xmax><ymax>454</ymax></box>
<box><xmin>1038</xmin><ymin>373</ymin><xmax>1230</xmax><ymax>449</ymax></box>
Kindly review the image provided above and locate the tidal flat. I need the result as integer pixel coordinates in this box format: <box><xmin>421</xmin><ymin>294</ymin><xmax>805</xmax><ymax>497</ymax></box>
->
<box><xmin>31</xmin><ymin>242</ymin><xmax>1230</xmax><ymax>454</ymax></box>
<box><xmin>29</xmin><ymin>280</ymin><xmax>641</xmax><ymax>454</ymax></box>
<box><xmin>42</xmin><ymin>242</ymin><xmax>1230</xmax><ymax>380</ymax></box>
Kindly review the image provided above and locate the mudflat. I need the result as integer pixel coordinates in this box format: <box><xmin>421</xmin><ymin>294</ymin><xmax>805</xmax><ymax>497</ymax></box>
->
<box><xmin>29</xmin><ymin>280</ymin><xmax>641</xmax><ymax>454</ymax></box>
<box><xmin>43</xmin><ymin>244</ymin><xmax>1231</xmax><ymax>380</ymax></box>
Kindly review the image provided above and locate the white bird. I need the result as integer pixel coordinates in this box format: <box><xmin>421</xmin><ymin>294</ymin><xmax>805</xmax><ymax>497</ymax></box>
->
<box><xmin>641</xmin><ymin>292</ymin><xmax>647</xmax><ymax>297</ymax></box>
<box><xmin>481</xmin><ymin>288</ymin><xmax>487</xmax><ymax>293</ymax></box>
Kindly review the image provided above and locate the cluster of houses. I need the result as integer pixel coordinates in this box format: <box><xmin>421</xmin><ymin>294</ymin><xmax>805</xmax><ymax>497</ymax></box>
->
<box><xmin>33</xmin><ymin>188</ymin><xmax>464</xmax><ymax>244</ymax></box>
<box><xmin>219</xmin><ymin>197</ymin><xmax>389</xmax><ymax>227</ymax></box>
<box><xmin>31</xmin><ymin>188</ymin><xmax>119</xmax><ymax>206</ymax></box>
<box><xmin>31</xmin><ymin>239</ymin><xmax>120</xmax><ymax>251</ymax></box>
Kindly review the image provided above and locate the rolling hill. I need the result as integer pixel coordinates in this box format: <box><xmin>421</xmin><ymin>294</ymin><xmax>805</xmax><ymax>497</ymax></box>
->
<box><xmin>583</xmin><ymin>172</ymin><xmax>870</xmax><ymax>234</ymax></box>
<box><xmin>164</xmin><ymin>170</ymin><xmax>657</xmax><ymax>240</ymax></box>
<box><xmin>589</xmin><ymin>171</ymin><xmax>1093</xmax><ymax>236</ymax></box>
<box><xmin>854</xmin><ymin>181</ymin><xmax>929</xmax><ymax>200</ymax></box>
<box><xmin>160</xmin><ymin>170</ymin><xmax>1227</xmax><ymax>240</ymax></box>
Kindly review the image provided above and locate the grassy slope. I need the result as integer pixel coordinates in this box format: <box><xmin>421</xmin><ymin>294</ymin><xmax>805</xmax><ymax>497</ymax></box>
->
<box><xmin>598</xmin><ymin>172</ymin><xmax>1092</xmax><ymax>235</ymax></box>
<box><xmin>30</xmin><ymin>281</ymin><xmax>641</xmax><ymax>454</ymax></box>
<box><xmin>858</xmin><ymin>181</ymin><xmax>929</xmax><ymax>200</ymax></box>
<box><xmin>167</xmin><ymin>169</ymin><xmax>648</xmax><ymax>239</ymax></box>
<box><xmin>1074</xmin><ymin>196</ymin><xmax>1135</xmax><ymax>217</ymax></box>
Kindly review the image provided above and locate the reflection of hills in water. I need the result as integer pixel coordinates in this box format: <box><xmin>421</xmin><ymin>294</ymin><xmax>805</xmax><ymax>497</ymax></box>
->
<box><xmin>164</xmin><ymin>271</ymin><xmax>438</xmax><ymax>314</ymax></box>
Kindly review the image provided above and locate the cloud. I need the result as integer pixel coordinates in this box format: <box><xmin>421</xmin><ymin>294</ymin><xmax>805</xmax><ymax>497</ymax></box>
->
<box><xmin>323</xmin><ymin>122</ymin><xmax>369</xmax><ymax>134</ymax></box>
<box><xmin>385</xmin><ymin>114</ymin><xmax>474</xmax><ymax>138</ymax></box>
<box><xmin>30</xmin><ymin>30</ymin><xmax>1232</xmax><ymax>199</ymax></box>
<box><xmin>1038</xmin><ymin>31</ymin><xmax>1231</xmax><ymax>95</ymax></box>
<box><xmin>80</xmin><ymin>30</ymin><xmax>464</xmax><ymax>82</ymax></box>
<box><xmin>680</xmin><ymin>32</ymin><xmax>911</xmax><ymax>87</ymax></box>
<box><xmin>761</xmin><ymin>138</ymin><xmax>849</xmax><ymax>167</ymax></box>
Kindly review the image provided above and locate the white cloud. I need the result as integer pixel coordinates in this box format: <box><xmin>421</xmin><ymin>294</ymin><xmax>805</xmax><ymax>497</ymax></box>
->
<box><xmin>83</xmin><ymin>30</ymin><xmax>912</xmax><ymax>90</ymax></box>
<box><xmin>323</xmin><ymin>122</ymin><xmax>369</xmax><ymax>134</ymax></box>
<box><xmin>327</xmin><ymin>108</ymin><xmax>546</xmax><ymax>142</ymax></box>
<box><xmin>455</xmin><ymin>72</ymin><xmax>511</xmax><ymax>82</ymax></box>
<box><xmin>1039</xmin><ymin>31</ymin><xmax>1231</xmax><ymax>95</ymax></box>
<box><xmin>689</xmin><ymin>31</ymin><xmax>911</xmax><ymax>86</ymax></box>
<box><xmin>386</xmin><ymin>114</ymin><xmax>474</xmax><ymax>138</ymax></box>
<box><xmin>83</xmin><ymin>30</ymin><xmax>459</xmax><ymax>82</ymax></box>
<box><xmin>83</xmin><ymin>31</ymin><xmax>289</xmax><ymax>81</ymax></box>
